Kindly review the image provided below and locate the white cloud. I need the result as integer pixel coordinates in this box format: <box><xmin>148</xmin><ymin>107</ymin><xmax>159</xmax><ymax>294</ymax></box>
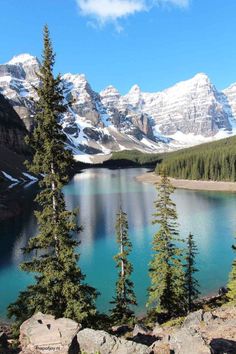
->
<box><xmin>76</xmin><ymin>0</ymin><xmax>190</xmax><ymax>27</ymax></box>
<box><xmin>77</xmin><ymin>0</ymin><xmax>146</xmax><ymax>24</ymax></box>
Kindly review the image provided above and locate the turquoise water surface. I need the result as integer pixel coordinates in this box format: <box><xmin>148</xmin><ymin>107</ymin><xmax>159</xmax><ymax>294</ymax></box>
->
<box><xmin>0</xmin><ymin>168</ymin><xmax>235</xmax><ymax>317</ymax></box>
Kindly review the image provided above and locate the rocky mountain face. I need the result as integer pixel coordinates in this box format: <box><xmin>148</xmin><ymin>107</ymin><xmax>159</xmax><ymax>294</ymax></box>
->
<box><xmin>0</xmin><ymin>93</ymin><xmax>28</xmax><ymax>154</ymax></box>
<box><xmin>1</xmin><ymin>54</ymin><xmax>236</xmax><ymax>158</ymax></box>
<box><xmin>142</xmin><ymin>74</ymin><xmax>231</xmax><ymax>136</ymax></box>
<box><xmin>0</xmin><ymin>91</ymin><xmax>36</xmax><ymax>184</ymax></box>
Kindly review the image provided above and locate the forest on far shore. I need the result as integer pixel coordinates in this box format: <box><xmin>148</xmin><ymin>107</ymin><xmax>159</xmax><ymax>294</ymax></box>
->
<box><xmin>156</xmin><ymin>135</ymin><xmax>236</xmax><ymax>181</ymax></box>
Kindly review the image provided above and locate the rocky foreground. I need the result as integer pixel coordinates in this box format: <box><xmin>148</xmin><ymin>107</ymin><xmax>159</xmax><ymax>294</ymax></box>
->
<box><xmin>1</xmin><ymin>305</ymin><xmax>235</xmax><ymax>354</ymax></box>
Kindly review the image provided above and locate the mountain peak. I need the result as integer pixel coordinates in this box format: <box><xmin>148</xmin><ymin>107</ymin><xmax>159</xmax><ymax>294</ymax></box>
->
<box><xmin>62</xmin><ymin>73</ymin><xmax>90</xmax><ymax>90</ymax></box>
<box><xmin>100</xmin><ymin>85</ymin><xmax>120</xmax><ymax>97</ymax></box>
<box><xmin>129</xmin><ymin>84</ymin><xmax>141</xmax><ymax>93</ymax></box>
<box><xmin>63</xmin><ymin>73</ymin><xmax>87</xmax><ymax>81</ymax></box>
<box><xmin>6</xmin><ymin>53</ymin><xmax>38</xmax><ymax>65</ymax></box>
<box><xmin>162</xmin><ymin>73</ymin><xmax>212</xmax><ymax>96</ymax></box>
<box><xmin>193</xmin><ymin>72</ymin><xmax>210</xmax><ymax>81</ymax></box>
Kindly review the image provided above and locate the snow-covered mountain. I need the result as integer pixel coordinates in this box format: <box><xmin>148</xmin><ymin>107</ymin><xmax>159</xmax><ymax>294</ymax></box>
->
<box><xmin>1</xmin><ymin>53</ymin><xmax>236</xmax><ymax>160</ymax></box>
<box><xmin>0</xmin><ymin>54</ymin><xmax>39</xmax><ymax>131</ymax></box>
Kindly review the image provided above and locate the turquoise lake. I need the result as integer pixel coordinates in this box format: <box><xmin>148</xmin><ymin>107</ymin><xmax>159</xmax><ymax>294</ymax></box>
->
<box><xmin>0</xmin><ymin>167</ymin><xmax>235</xmax><ymax>318</ymax></box>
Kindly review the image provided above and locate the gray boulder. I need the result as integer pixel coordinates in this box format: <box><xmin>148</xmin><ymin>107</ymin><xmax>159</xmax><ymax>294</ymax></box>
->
<box><xmin>19</xmin><ymin>312</ymin><xmax>81</xmax><ymax>354</ymax></box>
<box><xmin>183</xmin><ymin>309</ymin><xmax>204</xmax><ymax>329</ymax></box>
<box><xmin>203</xmin><ymin>311</ymin><xmax>215</xmax><ymax>324</ymax></box>
<box><xmin>151</xmin><ymin>323</ymin><xmax>165</xmax><ymax>337</ymax></box>
<box><xmin>77</xmin><ymin>328</ymin><xmax>150</xmax><ymax>354</ymax></box>
<box><xmin>169</xmin><ymin>327</ymin><xmax>211</xmax><ymax>354</ymax></box>
<box><xmin>149</xmin><ymin>341</ymin><xmax>171</xmax><ymax>354</ymax></box>
<box><xmin>133</xmin><ymin>324</ymin><xmax>149</xmax><ymax>337</ymax></box>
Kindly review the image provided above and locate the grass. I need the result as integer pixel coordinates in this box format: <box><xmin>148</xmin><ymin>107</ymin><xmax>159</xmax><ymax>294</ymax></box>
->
<box><xmin>161</xmin><ymin>316</ymin><xmax>185</xmax><ymax>328</ymax></box>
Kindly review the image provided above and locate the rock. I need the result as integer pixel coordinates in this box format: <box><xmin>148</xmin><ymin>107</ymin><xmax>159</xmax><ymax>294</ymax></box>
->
<box><xmin>132</xmin><ymin>323</ymin><xmax>157</xmax><ymax>346</ymax></box>
<box><xmin>19</xmin><ymin>312</ymin><xmax>81</xmax><ymax>354</ymax></box>
<box><xmin>111</xmin><ymin>324</ymin><xmax>131</xmax><ymax>336</ymax></box>
<box><xmin>63</xmin><ymin>125</ymin><xmax>79</xmax><ymax>137</ymax></box>
<box><xmin>15</xmin><ymin>306</ymin><xmax>236</xmax><ymax>354</ymax></box>
<box><xmin>213</xmin><ymin>305</ymin><xmax>236</xmax><ymax>321</ymax></box>
<box><xmin>83</xmin><ymin>127</ymin><xmax>102</xmax><ymax>141</ymax></box>
<box><xmin>0</xmin><ymin>93</ymin><xmax>28</xmax><ymax>154</ymax></box>
<box><xmin>183</xmin><ymin>309</ymin><xmax>204</xmax><ymax>328</ymax></box>
<box><xmin>152</xmin><ymin>323</ymin><xmax>164</xmax><ymax>337</ymax></box>
<box><xmin>0</xmin><ymin>92</ymin><xmax>35</xmax><ymax>187</ymax></box>
<box><xmin>218</xmin><ymin>286</ymin><xmax>228</xmax><ymax>296</ymax></box>
<box><xmin>203</xmin><ymin>311</ymin><xmax>214</xmax><ymax>324</ymax></box>
<box><xmin>201</xmin><ymin>319</ymin><xmax>236</xmax><ymax>346</ymax></box>
<box><xmin>77</xmin><ymin>329</ymin><xmax>116</xmax><ymax>354</ymax></box>
<box><xmin>112</xmin><ymin>339</ymin><xmax>150</xmax><ymax>354</ymax></box>
<box><xmin>77</xmin><ymin>328</ymin><xmax>150</xmax><ymax>354</ymax></box>
<box><xmin>149</xmin><ymin>341</ymin><xmax>171</xmax><ymax>354</ymax></box>
<box><xmin>132</xmin><ymin>334</ymin><xmax>157</xmax><ymax>347</ymax></box>
<box><xmin>169</xmin><ymin>327</ymin><xmax>211</xmax><ymax>354</ymax></box>
<box><xmin>147</xmin><ymin>307</ymin><xmax>236</xmax><ymax>354</ymax></box>
<box><xmin>210</xmin><ymin>338</ymin><xmax>236</xmax><ymax>354</ymax></box>
<box><xmin>133</xmin><ymin>324</ymin><xmax>149</xmax><ymax>337</ymax></box>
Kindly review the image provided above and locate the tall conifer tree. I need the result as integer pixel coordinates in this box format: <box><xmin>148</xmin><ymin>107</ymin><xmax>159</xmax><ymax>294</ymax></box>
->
<box><xmin>8</xmin><ymin>26</ymin><xmax>98</xmax><ymax>328</ymax></box>
<box><xmin>184</xmin><ymin>233</ymin><xmax>200</xmax><ymax>313</ymax></box>
<box><xmin>227</xmin><ymin>238</ymin><xmax>236</xmax><ymax>302</ymax></box>
<box><xmin>147</xmin><ymin>170</ymin><xmax>185</xmax><ymax>318</ymax></box>
<box><xmin>110</xmin><ymin>207</ymin><xmax>137</xmax><ymax>323</ymax></box>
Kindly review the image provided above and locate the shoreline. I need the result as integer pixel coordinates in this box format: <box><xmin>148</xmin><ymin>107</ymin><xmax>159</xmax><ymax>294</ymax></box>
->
<box><xmin>136</xmin><ymin>172</ymin><xmax>236</xmax><ymax>192</ymax></box>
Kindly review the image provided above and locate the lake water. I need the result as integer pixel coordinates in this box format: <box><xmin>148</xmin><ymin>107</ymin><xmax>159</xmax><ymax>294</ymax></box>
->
<box><xmin>0</xmin><ymin>168</ymin><xmax>235</xmax><ymax>318</ymax></box>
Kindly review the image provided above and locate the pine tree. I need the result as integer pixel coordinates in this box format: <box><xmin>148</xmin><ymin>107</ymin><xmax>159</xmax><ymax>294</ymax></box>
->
<box><xmin>227</xmin><ymin>238</ymin><xmax>236</xmax><ymax>303</ymax></box>
<box><xmin>184</xmin><ymin>233</ymin><xmax>200</xmax><ymax>313</ymax></box>
<box><xmin>147</xmin><ymin>170</ymin><xmax>185</xmax><ymax>318</ymax></box>
<box><xmin>110</xmin><ymin>207</ymin><xmax>137</xmax><ymax>324</ymax></box>
<box><xmin>8</xmin><ymin>25</ymin><xmax>98</xmax><ymax>329</ymax></box>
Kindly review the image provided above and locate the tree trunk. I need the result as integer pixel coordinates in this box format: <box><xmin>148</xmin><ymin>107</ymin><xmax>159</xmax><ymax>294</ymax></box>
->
<box><xmin>51</xmin><ymin>162</ymin><xmax>59</xmax><ymax>258</ymax></box>
<box><xmin>120</xmin><ymin>214</ymin><xmax>126</xmax><ymax>303</ymax></box>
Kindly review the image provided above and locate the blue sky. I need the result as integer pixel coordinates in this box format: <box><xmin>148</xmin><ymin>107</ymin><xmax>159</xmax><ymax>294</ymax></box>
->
<box><xmin>1</xmin><ymin>0</ymin><xmax>236</xmax><ymax>94</ymax></box>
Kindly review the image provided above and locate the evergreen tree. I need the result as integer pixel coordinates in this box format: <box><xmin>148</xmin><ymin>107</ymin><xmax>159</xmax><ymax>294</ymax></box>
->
<box><xmin>147</xmin><ymin>170</ymin><xmax>185</xmax><ymax>318</ymax></box>
<box><xmin>110</xmin><ymin>207</ymin><xmax>137</xmax><ymax>324</ymax></box>
<box><xmin>184</xmin><ymin>233</ymin><xmax>200</xmax><ymax>313</ymax></box>
<box><xmin>227</xmin><ymin>238</ymin><xmax>236</xmax><ymax>303</ymax></box>
<box><xmin>8</xmin><ymin>25</ymin><xmax>98</xmax><ymax>329</ymax></box>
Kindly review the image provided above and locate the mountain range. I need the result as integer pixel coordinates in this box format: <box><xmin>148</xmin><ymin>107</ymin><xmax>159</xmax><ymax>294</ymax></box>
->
<box><xmin>1</xmin><ymin>53</ymin><xmax>236</xmax><ymax>164</ymax></box>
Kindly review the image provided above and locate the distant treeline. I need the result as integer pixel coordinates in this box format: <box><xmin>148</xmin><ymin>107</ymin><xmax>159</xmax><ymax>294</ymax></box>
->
<box><xmin>73</xmin><ymin>150</ymin><xmax>161</xmax><ymax>171</ymax></box>
<box><xmin>156</xmin><ymin>136</ymin><xmax>236</xmax><ymax>181</ymax></box>
<box><xmin>110</xmin><ymin>150</ymin><xmax>161</xmax><ymax>166</ymax></box>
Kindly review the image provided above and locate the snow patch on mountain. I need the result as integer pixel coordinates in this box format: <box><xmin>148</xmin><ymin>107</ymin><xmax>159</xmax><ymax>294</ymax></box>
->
<box><xmin>22</xmin><ymin>172</ymin><xmax>38</xmax><ymax>181</ymax></box>
<box><xmin>7</xmin><ymin>53</ymin><xmax>37</xmax><ymax>65</ymax></box>
<box><xmin>1</xmin><ymin>171</ymin><xmax>20</xmax><ymax>182</ymax></box>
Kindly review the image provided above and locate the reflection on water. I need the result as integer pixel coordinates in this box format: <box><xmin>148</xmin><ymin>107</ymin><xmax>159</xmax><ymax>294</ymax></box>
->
<box><xmin>0</xmin><ymin>168</ymin><xmax>235</xmax><ymax>317</ymax></box>
<box><xmin>0</xmin><ymin>185</ymin><xmax>38</xmax><ymax>269</ymax></box>
<box><xmin>65</xmin><ymin>169</ymin><xmax>153</xmax><ymax>247</ymax></box>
